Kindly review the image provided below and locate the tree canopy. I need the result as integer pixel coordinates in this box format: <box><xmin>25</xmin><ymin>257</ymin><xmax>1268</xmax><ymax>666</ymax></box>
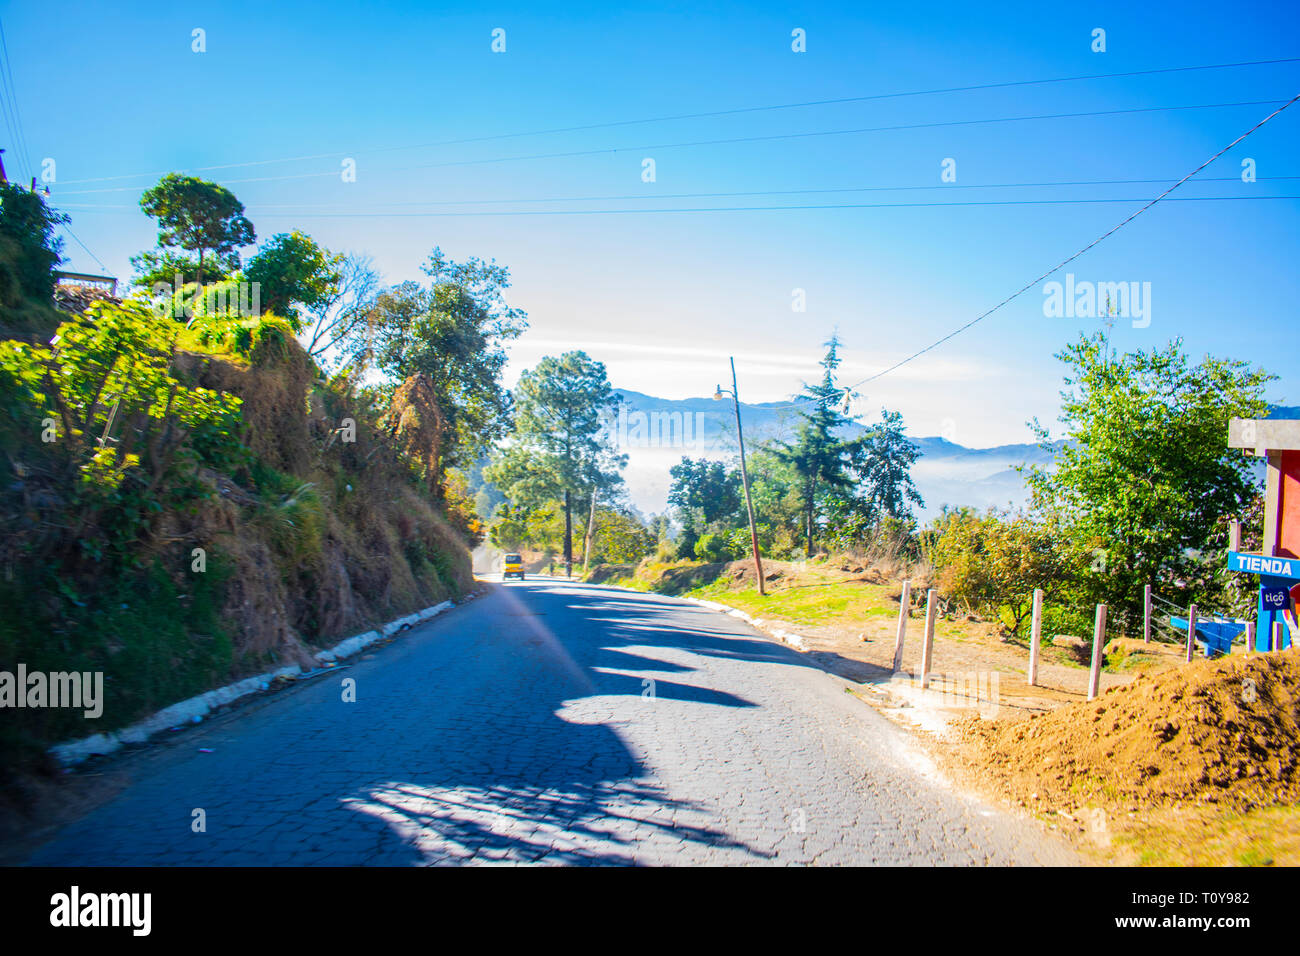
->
<box><xmin>0</xmin><ymin>183</ymin><xmax>67</xmax><ymax>338</ymax></box>
<box><xmin>1024</xmin><ymin>331</ymin><xmax>1273</xmax><ymax>625</ymax></box>
<box><xmin>244</xmin><ymin>231</ymin><xmax>342</xmax><ymax>328</ymax></box>
<box><xmin>135</xmin><ymin>174</ymin><xmax>255</xmax><ymax>287</ymax></box>
<box><xmin>486</xmin><ymin>351</ymin><xmax>626</xmax><ymax>564</ymax></box>
<box><xmin>773</xmin><ymin>335</ymin><xmax>866</xmax><ymax>555</ymax></box>
<box><xmin>345</xmin><ymin>247</ymin><xmax>526</xmax><ymax>470</ymax></box>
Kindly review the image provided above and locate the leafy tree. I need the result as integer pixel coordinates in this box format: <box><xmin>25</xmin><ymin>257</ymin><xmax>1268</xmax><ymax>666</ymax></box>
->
<box><xmin>692</xmin><ymin>532</ymin><xmax>734</xmax><ymax>563</ymax></box>
<box><xmin>928</xmin><ymin>508</ymin><xmax>1074</xmax><ymax>635</ymax></box>
<box><xmin>489</xmin><ymin>502</ymin><xmax>564</xmax><ymax>554</ymax></box>
<box><xmin>741</xmin><ymin>446</ymin><xmax>804</xmax><ymax>557</ymax></box>
<box><xmin>130</xmin><ymin>250</ymin><xmax>209</xmax><ymax>292</ymax></box>
<box><xmin>579</xmin><ymin>441</ymin><xmax>630</xmax><ymax>570</ymax></box>
<box><xmin>135</xmin><ymin>174</ymin><xmax>255</xmax><ymax>288</ymax></box>
<box><xmin>345</xmin><ymin>247</ymin><xmax>526</xmax><ymax>469</ymax></box>
<box><xmin>1024</xmin><ymin>332</ymin><xmax>1273</xmax><ymax>628</ymax></box>
<box><xmin>441</xmin><ymin>467</ymin><xmax>485</xmax><ymax>544</ymax></box>
<box><xmin>243</xmin><ymin>231</ymin><xmax>342</xmax><ymax>329</ymax></box>
<box><xmin>0</xmin><ymin>299</ymin><xmax>244</xmax><ymax>565</ymax></box>
<box><xmin>486</xmin><ymin>351</ymin><xmax>625</xmax><ymax>568</ymax></box>
<box><xmin>854</xmin><ymin>409</ymin><xmax>924</xmax><ymax>520</ymax></box>
<box><xmin>0</xmin><ymin>183</ymin><xmax>66</xmax><ymax>304</ymax></box>
<box><xmin>826</xmin><ymin>408</ymin><xmax>924</xmax><ymax>545</ymax></box>
<box><xmin>667</xmin><ymin>456</ymin><xmax>741</xmax><ymax>553</ymax></box>
<box><xmin>0</xmin><ymin>183</ymin><xmax>67</xmax><ymax>338</ymax></box>
<box><xmin>668</xmin><ymin>457</ymin><xmax>741</xmax><ymax>523</ymax></box>
<box><xmin>774</xmin><ymin>334</ymin><xmax>865</xmax><ymax>556</ymax></box>
<box><xmin>589</xmin><ymin>507</ymin><xmax>656</xmax><ymax>563</ymax></box>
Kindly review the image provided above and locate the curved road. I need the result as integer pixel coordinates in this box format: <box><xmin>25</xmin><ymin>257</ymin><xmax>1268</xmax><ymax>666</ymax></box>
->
<box><xmin>28</xmin><ymin>578</ymin><xmax>1073</xmax><ymax>865</ymax></box>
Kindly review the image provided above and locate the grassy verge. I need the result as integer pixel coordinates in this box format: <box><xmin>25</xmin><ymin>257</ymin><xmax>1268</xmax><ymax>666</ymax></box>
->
<box><xmin>0</xmin><ymin>556</ymin><xmax>233</xmax><ymax>772</ymax></box>
<box><xmin>1113</xmin><ymin>805</ymin><xmax>1300</xmax><ymax>866</ymax></box>
<box><xmin>687</xmin><ymin>574</ymin><xmax>898</xmax><ymax>627</ymax></box>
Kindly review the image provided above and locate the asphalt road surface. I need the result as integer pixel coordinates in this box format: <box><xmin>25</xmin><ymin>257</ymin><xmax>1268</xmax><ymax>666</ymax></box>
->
<box><xmin>27</xmin><ymin>578</ymin><xmax>1074</xmax><ymax>865</ymax></box>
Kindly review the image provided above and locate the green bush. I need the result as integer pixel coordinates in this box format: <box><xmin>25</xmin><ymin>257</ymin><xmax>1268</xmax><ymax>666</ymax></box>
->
<box><xmin>927</xmin><ymin>508</ymin><xmax>1075</xmax><ymax>635</ymax></box>
<box><xmin>0</xmin><ymin>300</ymin><xmax>245</xmax><ymax>567</ymax></box>
<box><xmin>694</xmin><ymin>532</ymin><xmax>736</xmax><ymax>563</ymax></box>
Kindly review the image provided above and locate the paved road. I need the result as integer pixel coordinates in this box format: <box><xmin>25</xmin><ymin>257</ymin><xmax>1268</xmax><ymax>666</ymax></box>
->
<box><xmin>27</xmin><ymin>579</ymin><xmax>1073</xmax><ymax>865</ymax></box>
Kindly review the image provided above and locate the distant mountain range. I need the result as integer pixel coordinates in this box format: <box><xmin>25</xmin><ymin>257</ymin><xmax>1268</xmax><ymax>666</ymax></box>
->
<box><xmin>607</xmin><ymin>389</ymin><xmax>1059</xmax><ymax>521</ymax></box>
<box><xmin>607</xmin><ymin>391</ymin><xmax>1296</xmax><ymax>521</ymax></box>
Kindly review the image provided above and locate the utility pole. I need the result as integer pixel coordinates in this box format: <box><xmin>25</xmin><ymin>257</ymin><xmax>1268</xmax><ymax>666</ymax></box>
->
<box><xmin>563</xmin><ymin>487</ymin><xmax>572</xmax><ymax>578</ymax></box>
<box><xmin>0</xmin><ymin>149</ymin><xmax>7</xmax><ymax>184</ymax></box>
<box><xmin>715</xmin><ymin>357</ymin><xmax>765</xmax><ymax>596</ymax></box>
<box><xmin>582</xmin><ymin>487</ymin><xmax>598</xmax><ymax>574</ymax></box>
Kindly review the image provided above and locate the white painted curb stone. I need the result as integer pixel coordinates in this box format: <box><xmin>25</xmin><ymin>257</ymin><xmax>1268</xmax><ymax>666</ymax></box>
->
<box><xmin>50</xmin><ymin>597</ymin><xmax>464</xmax><ymax>766</ymax></box>
<box><xmin>683</xmin><ymin>596</ymin><xmax>809</xmax><ymax>651</ymax></box>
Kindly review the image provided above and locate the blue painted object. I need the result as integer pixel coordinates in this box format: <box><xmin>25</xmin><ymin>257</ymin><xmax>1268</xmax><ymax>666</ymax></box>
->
<box><xmin>1170</xmin><ymin>617</ymin><xmax>1247</xmax><ymax>656</ymax></box>
<box><xmin>1226</xmin><ymin>550</ymin><xmax>1300</xmax><ymax>580</ymax></box>
<box><xmin>1256</xmin><ymin>574</ymin><xmax>1294</xmax><ymax>651</ymax></box>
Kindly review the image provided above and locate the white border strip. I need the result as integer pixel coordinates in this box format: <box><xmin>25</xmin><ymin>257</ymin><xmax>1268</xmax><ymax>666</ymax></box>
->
<box><xmin>680</xmin><ymin>596</ymin><xmax>808</xmax><ymax>651</ymax></box>
<box><xmin>49</xmin><ymin>599</ymin><xmax>461</xmax><ymax>766</ymax></box>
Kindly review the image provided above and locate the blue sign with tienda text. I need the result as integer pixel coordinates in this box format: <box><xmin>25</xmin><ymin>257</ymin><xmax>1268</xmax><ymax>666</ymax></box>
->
<box><xmin>1226</xmin><ymin>551</ymin><xmax>1300</xmax><ymax>581</ymax></box>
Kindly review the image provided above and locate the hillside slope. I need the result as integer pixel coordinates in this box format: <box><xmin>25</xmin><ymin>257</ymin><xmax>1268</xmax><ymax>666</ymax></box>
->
<box><xmin>0</xmin><ymin>299</ymin><xmax>473</xmax><ymax>773</ymax></box>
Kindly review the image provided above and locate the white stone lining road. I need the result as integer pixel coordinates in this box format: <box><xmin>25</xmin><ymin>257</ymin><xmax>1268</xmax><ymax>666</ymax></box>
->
<box><xmin>26</xmin><ymin>578</ymin><xmax>1075</xmax><ymax>865</ymax></box>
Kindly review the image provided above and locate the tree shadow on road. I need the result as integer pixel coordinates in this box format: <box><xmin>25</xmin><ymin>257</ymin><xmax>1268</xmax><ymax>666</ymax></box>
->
<box><xmin>329</xmin><ymin>584</ymin><xmax>850</xmax><ymax>865</ymax></box>
<box><xmin>28</xmin><ymin>582</ymin><xmax>833</xmax><ymax>865</ymax></box>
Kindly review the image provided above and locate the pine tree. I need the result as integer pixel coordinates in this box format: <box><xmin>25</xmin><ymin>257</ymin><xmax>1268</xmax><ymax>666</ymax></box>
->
<box><xmin>774</xmin><ymin>335</ymin><xmax>864</xmax><ymax>556</ymax></box>
<box><xmin>486</xmin><ymin>351</ymin><xmax>625</xmax><ymax>571</ymax></box>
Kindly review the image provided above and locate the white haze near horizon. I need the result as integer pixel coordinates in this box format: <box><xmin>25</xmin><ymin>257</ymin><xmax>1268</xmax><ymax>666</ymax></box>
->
<box><xmin>505</xmin><ymin>333</ymin><xmax>1057</xmax><ymax>451</ymax></box>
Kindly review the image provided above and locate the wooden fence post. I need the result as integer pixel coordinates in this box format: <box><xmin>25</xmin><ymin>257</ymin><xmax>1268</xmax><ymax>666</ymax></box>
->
<box><xmin>1274</xmin><ymin>621</ymin><xmax>1284</xmax><ymax>653</ymax></box>
<box><xmin>1027</xmin><ymin>588</ymin><xmax>1044</xmax><ymax>687</ymax></box>
<box><xmin>892</xmin><ymin>581</ymin><xmax>911</xmax><ymax>673</ymax></box>
<box><xmin>1088</xmin><ymin>603</ymin><xmax>1106</xmax><ymax>701</ymax></box>
<box><xmin>1185</xmin><ymin>604</ymin><xmax>1197</xmax><ymax>663</ymax></box>
<box><xmin>920</xmin><ymin>588</ymin><xmax>937</xmax><ymax>690</ymax></box>
<box><xmin>1245</xmin><ymin>621</ymin><xmax>1254</xmax><ymax>657</ymax></box>
<box><xmin>1143</xmin><ymin>585</ymin><xmax>1152</xmax><ymax>644</ymax></box>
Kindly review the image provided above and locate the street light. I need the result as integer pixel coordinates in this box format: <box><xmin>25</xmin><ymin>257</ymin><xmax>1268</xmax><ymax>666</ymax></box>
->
<box><xmin>715</xmin><ymin>356</ymin><xmax>766</xmax><ymax>596</ymax></box>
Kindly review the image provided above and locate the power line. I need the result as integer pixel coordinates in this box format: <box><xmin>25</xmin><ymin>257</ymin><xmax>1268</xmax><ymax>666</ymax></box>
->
<box><xmin>260</xmin><ymin>173</ymin><xmax>1300</xmax><ymax>207</ymax></box>
<box><xmin>51</xmin><ymin>195</ymin><xmax>1300</xmax><ymax>217</ymax></box>
<box><xmin>406</xmin><ymin>99</ymin><xmax>1291</xmax><ymax>171</ymax></box>
<box><xmin>55</xmin><ymin>168</ymin><xmax>341</xmax><ymax>196</ymax></box>
<box><xmin>0</xmin><ymin>29</ymin><xmax>29</xmax><ymax>180</ymax></box>
<box><xmin>50</xmin><ymin>97</ymin><xmax>1294</xmax><ymax>196</ymax></box>
<box><xmin>0</xmin><ymin>14</ymin><xmax>32</xmax><ymax>180</ymax></box>
<box><xmin>0</xmin><ymin>78</ymin><xmax>23</xmax><ymax>181</ymax></box>
<box><xmin>53</xmin><ymin>174</ymin><xmax>1300</xmax><ymax>210</ymax></box>
<box><xmin>57</xmin><ymin>224</ymin><xmax>110</xmax><ymax>273</ymax></box>
<box><xmin>53</xmin><ymin>55</ymin><xmax>1300</xmax><ymax>187</ymax></box>
<box><xmin>764</xmin><ymin>93</ymin><xmax>1300</xmax><ymax>410</ymax></box>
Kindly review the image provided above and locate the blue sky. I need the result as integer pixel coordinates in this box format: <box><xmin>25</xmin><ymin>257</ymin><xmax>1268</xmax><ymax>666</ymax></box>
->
<box><xmin>7</xmin><ymin>0</ymin><xmax>1300</xmax><ymax>446</ymax></box>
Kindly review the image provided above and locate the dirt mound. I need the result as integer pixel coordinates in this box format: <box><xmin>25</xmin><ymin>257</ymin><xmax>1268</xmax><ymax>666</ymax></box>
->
<box><xmin>585</xmin><ymin>563</ymin><xmax>636</xmax><ymax>584</ymax></box>
<box><xmin>655</xmin><ymin>561</ymin><xmax>727</xmax><ymax>594</ymax></box>
<box><xmin>719</xmin><ymin>557</ymin><xmax>888</xmax><ymax>589</ymax></box>
<box><xmin>956</xmin><ymin>650</ymin><xmax>1300</xmax><ymax>811</ymax></box>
